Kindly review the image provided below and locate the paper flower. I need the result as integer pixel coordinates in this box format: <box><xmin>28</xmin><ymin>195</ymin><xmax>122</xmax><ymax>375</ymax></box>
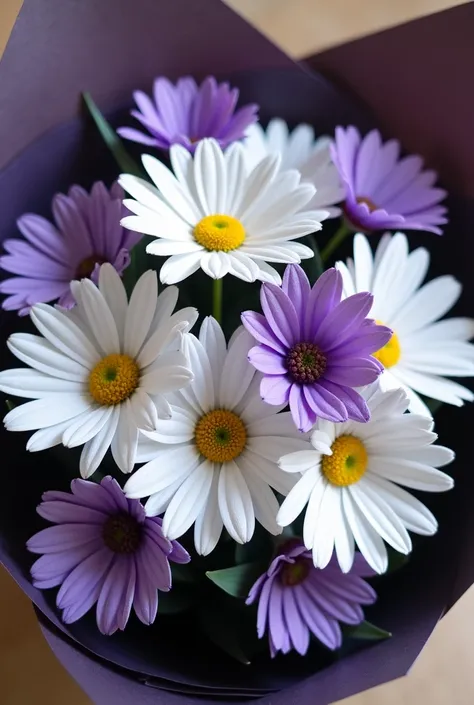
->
<box><xmin>0</xmin><ymin>265</ymin><xmax>196</xmax><ymax>477</ymax></box>
<box><xmin>244</xmin><ymin>119</ymin><xmax>344</xmax><ymax>218</ymax></box>
<box><xmin>242</xmin><ymin>264</ymin><xmax>391</xmax><ymax>433</ymax></box>
<box><xmin>124</xmin><ymin>317</ymin><xmax>309</xmax><ymax>554</ymax></box>
<box><xmin>246</xmin><ymin>541</ymin><xmax>376</xmax><ymax>655</ymax></box>
<box><xmin>117</xmin><ymin>76</ymin><xmax>258</xmax><ymax>152</ymax></box>
<box><xmin>119</xmin><ymin>138</ymin><xmax>327</xmax><ymax>285</ymax></box>
<box><xmin>331</xmin><ymin>127</ymin><xmax>447</xmax><ymax>234</ymax></box>
<box><xmin>336</xmin><ymin>232</ymin><xmax>474</xmax><ymax>415</ymax></box>
<box><xmin>27</xmin><ymin>476</ymin><xmax>190</xmax><ymax>635</ymax></box>
<box><xmin>277</xmin><ymin>385</ymin><xmax>454</xmax><ymax>574</ymax></box>
<box><xmin>0</xmin><ymin>182</ymin><xmax>141</xmax><ymax>315</ymax></box>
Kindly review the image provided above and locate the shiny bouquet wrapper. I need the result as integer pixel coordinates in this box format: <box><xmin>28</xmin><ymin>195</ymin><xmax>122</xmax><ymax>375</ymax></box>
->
<box><xmin>0</xmin><ymin>1</ymin><xmax>473</xmax><ymax>703</ymax></box>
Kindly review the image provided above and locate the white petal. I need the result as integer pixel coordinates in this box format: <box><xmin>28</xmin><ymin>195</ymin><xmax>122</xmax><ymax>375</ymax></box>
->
<box><xmin>7</xmin><ymin>334</ymin><xmax>88</xmax><ymax>382</ymax></box>
<box><xmin>366</xmin><ymin>474</ymin><xmax>437</xmax><ymax>536</ymax></box>
<box><xmin>352</xmin><ymin>233</ymin><xmax>374</xmax><ymax>292</ymax></box>
<box><xmin>200</xmin><ymin>251</ymin><xmax>230</xmax><ymax>279</ymax></box>
<box><xmin>140</xmin><ymin>407</ymin><xmax>195</xmax><ymax>445</ymax></box>
<box><xmin>163</xmin><ymin>460</ymin><xmax>214</xmax><ymax>540</ymax></box>
<box><xmin>152</xmin><ymin>394</ymin><xmax>173</xmax><ymax>420</ymax></box>
<box><xmin>227</xmin><ymin>251</ymin><xmax>260</xmax><ymax>282</ymax></box>
<box><xmin>98</xmin><ymin>264</ymin><xmax>128</xmax><ymax>347</ymax></box>
<box><xmin>350</xmin><ymin>481</ymin><xmax>412</xmax><ymax>554</ymax></box>
<box><xmin>247</xmin><ymin>411</ymin><xmax>300</xmax><ymax>439</ymax></box>
<box><xmin>181</xmin><ymin>334</ymin><xmax>214</xmax><ymax>412</ymax></box>
<box><xmin>79</xmin><ymin>406</ymin><xmax>121</xmax><ymax>478</ymax></box>
<box><xmin>129</xmin><ymin>388</ymin><xmax>159</xmax><ymax>431</ymax></box>
<box><xmin>142</xmin><ymin>153</ymin><xmax>201</xmax><ymax>225</ymax></box>
<box><xmin>110</xmin><ymin>400</ymin><xmax>139</xmax><ymax>473</ymax></box>
<box><xmin>124</xmin><ymin>444</ymin><xmax>198</xmax><ymax>498</ymax></box>
<box><xmin>335</xmin><ymin>261</ymin><xmax>356</xmax><ymax>298</ymax></box>
<box><xmin>342</xmin><ymin>489</ymin><xmax>388</xmax><ymax>574</ymax></box>
<box><xmin>371</xmin><ymin>233</ymin><xmax>408</xmax><ymax>317</ymax></box>
<box><xmin>368</xmin><ymin>455</ymin><xmax>454</xmax><ymax>492</ymax></box>
<box><xmin>302</xmin><ymin>473</ymin><xmax>326</xmax><ymax>548</ymax></box>
<box><xmin>333</xmin><ymin>492</ymin><xmax>355</xmax><ymax>573</ymax></box>
<box><xmin>119</xmin><ymin>174</ymin><xmax>172</xmax><ymax>216</ymax></box>
<box><xmin>239</xmin><ymin>465</ymin><xmax>281</xmax><ymax>536</ymax></box>
<box><xmin>27</xmin><ymin>416</ymin><xmax>85</xmax><ymax>452</ymax></box>
<box><xmin>30</xmin><ymin>304</ymin><xmax>100</xmax><ymax>367</ymax></box>
<box><xmin>394</xmin><ymin>366</ymin><xmax>474</xmax><ymax>406</ymax></box>
<box><xmin>140</xmin><ymin>363</ymin><xmax>193</xmax><ymax>396</ymax></box>
<box><xmin>244</xmin><ymin>449</ymin><xmax>298</xmax><ymax>496</ymax></box>
<box><xmin>124</xmin><ymin>270</ymin><xmax>157</xmax><ymax>358</ymax></box>
<box><xmin>218</xmin><ymin>327</ymin><xmax>255</xmax><ymax>409</ymax></box>
<box><xmin>62</xmin><ymin>406</ymin><xmax>112</xmax><ymax>448</ymax></box>
<box><xmin>4</xmin><ymin>395</ymin><xmax>92</xmax><ymax>431</ymax></box>
<box><xmin>145</xmin><ymin>478</ymin><xmax>184</xmax><ymax>517</ymax></box>
<box><xmin>247</xmin><ymin>436</ymin><xmax>311</xmax><ymax>464</ymax></box>
<box><xmin>311</xmin><ymin>482</ymin><xmax>339</xmax><ymax>569</ymax></box>
<box><xmin>218</xmin><ymin>461</ymin><xmax>255</xmax><ymax>544</ymax></box>
<box><xmin>144</xmin><ymin>239</ymin><xmax>202</xmax><ymax>256</ymax></box>
<box><xmin>158</xmin><ymin>252</ymin><xmax>203</xmax><ymax>285</ymax></box>
<box><xmin>138</xmin><ymin>309</ymin><xmax>198</xmax><ymax>369</ymax></box>
<box><xmin>278</xmin><ymin>450</ymin><xmax>321</xmax><ymax>472</ymax></box>
<box><xmin>193</xmin><ymin>465</ymin><xmax>224</xmax><ymax>555</ymax></box>
<box><xmin>199</xmin><ymin>316</ymin><xmax>227</xmax><ymax>394</ymax></box>
<box><xmin>76</xmin><ymin>278</ymin><xmax>120</xmax><ymax>355</ymax></box>
<box><xmin>310</xmin><ymin>429</ymin><xmax>333</xmax><ymax>456</ymax></box>
<box><xmin>192</xmin><ymin>139</ymin><xmax>227</xmax><ymax>215</ymax></box>
<box><xmin>225</xmin><ymin>142</ymin><xmax>247</xmax><ymax>213</ymax></box>
<box><xmin>276</xmin><ymin>466</ymin><xmax>320</xmax><ymax>527</ymax></box>
<box><xmin>0</xmin><ymin>368</ymin><xmax>83</xmax><ymax>398</ymax></box>
<box><xmin>392</xmin><ymin>275</ymin><xmax>461</xmax><ymax>336</ymax></box>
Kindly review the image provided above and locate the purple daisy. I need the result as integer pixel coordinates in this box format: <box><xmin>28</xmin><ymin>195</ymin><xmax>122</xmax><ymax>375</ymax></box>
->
<box><xmin>117</xmin><ymin>75</ymin><xmax>258</xmax><ymax>153</ymax></box>
<box><xmin>242</xmin><ymin>264</ymin><xmax>391</xmax><ymax>433</ymax></box>
<box><xmin>246</xmin><ymin>539</ymin><xmax>376</xmax><ymax>655</ymax></box>
<box><xmin>331</xmin><ymin>126</ymin><xmax>447</xmax><ymax>234</ymax></box>
<box><xmin>27</xmin><ymin>476</ymin><xmax>190</xmax><ymax>636</ymax></box>
<box><xmin>0</xmin><ymin>182</ymin><xmax>141</xmax><ymax>315</ymax></box>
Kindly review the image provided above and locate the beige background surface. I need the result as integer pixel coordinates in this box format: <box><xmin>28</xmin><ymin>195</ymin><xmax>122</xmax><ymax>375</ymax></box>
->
<box><xmin>0</xmin><ymin>1</ymin><xmax>472</xmax><ymax>704</ymax></box>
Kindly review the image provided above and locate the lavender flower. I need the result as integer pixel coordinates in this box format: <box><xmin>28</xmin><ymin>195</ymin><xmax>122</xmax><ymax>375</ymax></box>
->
<box><xmin>0</xmin><ymin>182</ymin><xmax>141</xmax><ymax>314</ymax></box>
<box><xmin>242</xmin><ymin>265</ymin><xmax>391</xmax><ymax>432</ymax></box>
<box><xmin>331</xmin><ymin>126</ymin><xmax>447</xmax><ymax>234</ymax></box>
<box><xmin>246</xmin><ymin>540</ymin><xmax>376</xmax><ymax>655</ymax></box>
<box><xmin>27</xmin><ymin>476</ymin><xmax>190</xmax><ymax>635</ymax></box>
<box><xmin>117</xmin><ymin>76</ymin><xmax>258</xmax><ymax>152</ymax></box>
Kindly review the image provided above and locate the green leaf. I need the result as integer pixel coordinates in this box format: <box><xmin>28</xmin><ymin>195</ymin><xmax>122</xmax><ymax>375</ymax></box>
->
<box><xmin>158</xmin><ymin>588</ymin><xmax>195</xmax><ymax>615</ymax></box>
<box><xmin>82</xmin><ymin>92</ymin><xmax>144</xmax><ymax>177</ymax></box>
<box><xmin>344</xmin><ymin>620</ymin><xmax>392</xmax><ymax>641</ymax></box>
<box><xmin>206</xmin><ymin>561</ymin><xmax>263</xmax><ymax>599</ymax></box>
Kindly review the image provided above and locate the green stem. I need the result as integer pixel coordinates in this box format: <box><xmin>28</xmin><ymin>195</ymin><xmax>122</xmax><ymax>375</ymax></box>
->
<box><xmin>320</xmin><ymin>222</ymin><xmax>351</xmax><ymax>263</ymax></box>
<box><xmin>213</xmin><ymin>278</ymin><xmax>223</xmax><ymax>323</ymax></box>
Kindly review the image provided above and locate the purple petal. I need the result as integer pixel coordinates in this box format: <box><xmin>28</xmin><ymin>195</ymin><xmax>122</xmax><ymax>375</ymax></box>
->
<box><xmin>255</xmin><ymin>575</ymin><xmax>275</xmax><ymax>639</ymax></box>
<box><xmin>282</xmin><ymin>264</ymin><xmax>311</xmax><ymax>323</ymax></box>
<box><xmin>169</xmin><ymin>539</ymin><xmax>191</xmax><ymax>565</ymax></box>
<box><xmin>246</xmin><ymin>574</ymin><xmax>266</xmax><ymax>606</ymax></box>
<box><xmin>316</xmin><ymin>293</ymin><xmax>373</xmax><ymax>350</ymax></box>
<box><xmin>261</xmin><ymin>283</ymin><xmax>300</xmax><ymax>347</ymax></box>
<box><xmin>27</xmin><ymin>524</ymin><xmax>102</xmax><ymax>554</ymax></box>
<box><xmin>139</xmin><ymin>535</ymin><xmax>172</xmax><ymax>591</ymax></box>
<box><xmin>241</xmin><ymin>311</ymin><xmax>288</xmax><ymax>355</ymax></box>
<box><xmin>318</xmin><ymin>381</ymin><xmax>370</xmax><ymax>423</ymax></box>
<box><xmin>317</xmin><ymin>571</ymin><xmax>376</xmax><ymax>605</ymax></box>
<box><xmin>144</xmin><ymin>520</ymin><xmax>172</xmax><ymax>555</ymax></box>
<box><xmin>248</xmin><ymin>345</ymin><xmax>287</xmax><ymax>375</ymax></box>
<box><xmin>37</xmin><ymin>500</ymin><xmax>107</xmax><ymax>525</ymax></box>
<box><xmin>96</xmin><ymin>555</ymin><xmax>134</xmax><ymax>635</ymax></box>
<box><xmin>305</xmin><ymin>576</ymin><xmax>364</xmax><ymax>625</ymax></box>
<box><xmin>267</xmin><ymin>580</ymin><xmax>286</xmax><ymax>653</ymax></box>
<box><xmin>283</xmin><ymin>588</ymin><xmax>310</xmax><ymax>655</ymax></box>
<box><xmin>260</xmin><ymin>375</ymin><xmax>291</xmax><ymax>406</ymax></box>
<box><xmin>327</xmin><ymin>323</ymin><xmax>392</xmax><ymax>357</ymax></box>
<box><xmin>99</xmin><ymin>476</ymin><xmax>130</xmax><ymax>513</ymax></box>
<box><xmin>303</xmin><ymin>384</ymin><xmax>348</xmax><ymax>423</ymax></box>
<box><xmin>325</xmin><ymin>357</ymin><xmax>383</xmax><ymax>387</ymax></box>
<box><xmin>294</xmin><ymin>584</ymin><xmax>342</xmax><ymax>650</ymax></box>
<box><xmin>304</xmin><ymin>268</ymin><xmax>343</xmax><ymax>341</ymax></box>
<box><xmin>133</xmin><ymin>566</ymin><xmax>159</xmax><ymax>625</ymax></box>
<box><xmin>69</xmin><ymin>478</ymin><xmax>123</xmax><ymax>514</ymax></box>
<box><xmin>56</xmin><ymin>547</ymin><xmax>114</xmax><ymax>611</ymax></box>
<box><xmin>289</xmin><ymin>384</ymin><xmax>316</xmax><ymax>432</ymax></box>
<box><xmin>31</xmin><ymin>542</ymin><xmax>99</xmax><ymax>586</ymax></box>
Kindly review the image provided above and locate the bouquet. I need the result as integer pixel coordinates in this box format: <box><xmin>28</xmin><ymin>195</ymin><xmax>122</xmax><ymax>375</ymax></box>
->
<box><xmin>1</xmin><ymin>1</ymin><xmax>473</xmax><ymax>703</ymax></box>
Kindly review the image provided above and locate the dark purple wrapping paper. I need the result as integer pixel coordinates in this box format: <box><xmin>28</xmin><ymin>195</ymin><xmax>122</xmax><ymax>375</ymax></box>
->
<box><xmin>1</xmin><ymin>2</ymin><xmax>473</xmax><ymax>704</ymax></box>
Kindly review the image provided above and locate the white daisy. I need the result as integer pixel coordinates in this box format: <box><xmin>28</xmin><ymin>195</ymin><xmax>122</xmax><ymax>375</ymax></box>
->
<box><xmin>124</xmin><ymin>317</ymin><xmax>309</xmax><ymax>555</ymax></box>
<box><xmin>277</xmin><ymin>384</ymin><xmax>454</xmax><ymax>574</ymax></box>
<box><xmin>243</xmin><ymin>118</ymin><xmax>345</xmax><ymax>218</ymax></box>
<box><xmin>336</xmin><ymin>232</ymin><xmax>474</xmax><ymax>416</ymax></box>
<box><xmin>0</xmin><ymin>264</ymin><xmax>196</xmax><ymax>477</ymax></box>
<box><xmin>119</xmin><ymin>137</ymin><xmax>327</xmax><ymax>286</ymax></box>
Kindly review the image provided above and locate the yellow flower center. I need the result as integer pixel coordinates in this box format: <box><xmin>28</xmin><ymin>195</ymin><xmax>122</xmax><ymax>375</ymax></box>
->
<box><xmin>372</xmin><ymin>320</ymin><xmax>401</xmax><ymax>368</ymax></box>
<box><xmin>321</xmin><ymin>435</ymin><xmax>368</xmax><ymax>487</ymax></box>
<box><xmin>281</xmin><ymin>559</ymin><xmax>311</xmax><ymax>587</ymax></box>
<box><xmin>193</xmin><ymin>214</ymin><xmax>246</xmax><ymax>252</ymax></box>
<box><xmin>89</xmin><ymin>354</ymin><xmax>140</xmax><ymax>406</ymax></box>
<box><xmin>194</xmin><ymin>409</ymin><xmax>247</xmax><ymax>463</ymax></box>
<box><xmin>356</xmin><ymin>196</ymin><xmax>378</xmax><ymax>212</ymax></box>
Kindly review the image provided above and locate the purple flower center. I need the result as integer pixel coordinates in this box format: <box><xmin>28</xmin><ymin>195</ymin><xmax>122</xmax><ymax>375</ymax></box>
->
<box><xmin>286</xmin><ymin>342</ymin><xmax>327</xmax><ymax>384</ymax></box>
<box><xmin>280</xmin><ymin>558</ymin><xmax>311</xmax><ymax>587</ymax></box>
<box><xmin>76</xmin><ymin>254</ymin><xmax>107</xmax><ymax>279</ymax></box>
<box><xmin>102</xmin><ymin>513</ymin><xmax>142</xmax><ymax>554</ymax></box>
